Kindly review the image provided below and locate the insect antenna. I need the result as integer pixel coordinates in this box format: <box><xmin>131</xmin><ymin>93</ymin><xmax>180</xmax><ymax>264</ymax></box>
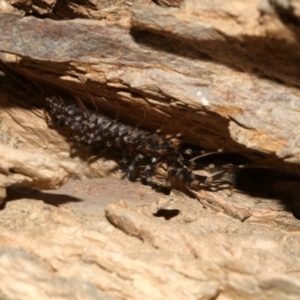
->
<box><xmin>113</xmin><ymin>97</ymin><xmax>120</xmax><ymax>122</ymax></box>
<box><xmin>85</xmin><ymin>88</ymin><xmax>99</xmax><ymax>114</ymax></box>
<box><xmin>133</xmin><ymin>106</ymin><xmax>146</xmax><ymax>130</ymax></box>
<box><xmin>74</xmin><ymin>96</ymin><xmax>88</xmax><ymax>117</ymax></box>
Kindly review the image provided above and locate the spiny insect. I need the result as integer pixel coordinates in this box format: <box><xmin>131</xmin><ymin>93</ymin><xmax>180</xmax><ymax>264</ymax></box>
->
<box><xmin>44</xmin><ymin>95</ymin><xmax>235</xmax><ymax>193</ymax></box>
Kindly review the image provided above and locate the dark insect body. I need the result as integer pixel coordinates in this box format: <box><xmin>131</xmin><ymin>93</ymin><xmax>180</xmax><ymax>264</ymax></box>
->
<box><xmin>44</xmin><ymin>96</ymin><xmax>234</xmax><ymax>193</ymax></box>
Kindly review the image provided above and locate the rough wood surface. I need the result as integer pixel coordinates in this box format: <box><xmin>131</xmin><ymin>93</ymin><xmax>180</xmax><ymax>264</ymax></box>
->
<box><xmin>0</xmin><ymin>178</ymin><xmax>299</xmax><ymax>300</ymax></box>
<box><xmin>0</xmin><ymin>1</ymin><xmax>300</xmax><ymax>299</ymax></box>
<box><xmin>0</xmin><ymin>0</ymin><xmax>153</xmax><ymax>20</ymax></box>
<box><xmin>0</xmin><ymin>5</ymin><xmax>299</xmax><ymax>170</ymax></box>
<box><xmin>0</xmin><ymin>144</ymin><xmax>78</xmax><ymax>204</ymax></box>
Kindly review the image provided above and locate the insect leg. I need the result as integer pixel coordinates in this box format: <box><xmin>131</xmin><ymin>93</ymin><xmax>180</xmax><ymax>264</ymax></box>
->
<box><xmin>126</xmin><ymin>153</ymin><xmax>144</xmax><ymax>181</ymax></box>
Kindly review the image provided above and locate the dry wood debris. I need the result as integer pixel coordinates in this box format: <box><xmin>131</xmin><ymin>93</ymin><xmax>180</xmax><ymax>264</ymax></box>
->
<box><xmin>0</xmin><ymin>144</ymin><xmax>78</xmax><ymax>204</ymax></box>
<box><xmin>0</xmin><ymin>0</ymin><xmax>300</xmax><ymax>299</ymax></box>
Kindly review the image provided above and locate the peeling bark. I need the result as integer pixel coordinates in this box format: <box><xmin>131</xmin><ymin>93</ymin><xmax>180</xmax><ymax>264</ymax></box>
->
<box><xmin>0</xmin><ymin>9</ymin><xmax>299</xmax><ymax>171</ymax></box>
<box><xmin>0</xmin><ymin>1</ymin><xmax>300</xmax><ymax>299</ymax></box>
<box><xmin>0</xmin><ymin>144</ymin><xmax>78</xmax><ymax>203</ymax></box>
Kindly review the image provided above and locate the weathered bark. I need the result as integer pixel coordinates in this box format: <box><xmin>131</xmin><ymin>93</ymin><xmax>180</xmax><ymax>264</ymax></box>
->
<box><xmin>0</xmin><ymin>178</ymin><xmax>300</xmax><ymax>300</ymax></box>
<box><xmin>0</xmin><ymin>9</ymin><xmax>300</xmax><ymax>171</ymax></box>
<box><xmin>0</xmin><ymin>0</ymin><xmax>153</xmax><ymax>19</ymax></box>
<box><xmin>0</xmin><ymin>1</ymin><xmax>300</xmax><ymax>300</ymax></box>
<box><xmin>0</xmin><ymin>144</ymin><xmax>78</xmax><ymax>203</ymax></box>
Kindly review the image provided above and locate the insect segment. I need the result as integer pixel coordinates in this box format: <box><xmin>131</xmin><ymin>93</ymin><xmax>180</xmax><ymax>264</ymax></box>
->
<box><xmin>44</xmin><ymin>96</ymin><xmax>232</xmax><ymax>192</ymax></box>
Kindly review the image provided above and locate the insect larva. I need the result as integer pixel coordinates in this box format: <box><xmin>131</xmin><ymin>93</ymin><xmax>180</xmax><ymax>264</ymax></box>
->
<box><xmin>44</xmin><ymin>96</ymin><xmax>235</xmax><ymax>193</ymax></box>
